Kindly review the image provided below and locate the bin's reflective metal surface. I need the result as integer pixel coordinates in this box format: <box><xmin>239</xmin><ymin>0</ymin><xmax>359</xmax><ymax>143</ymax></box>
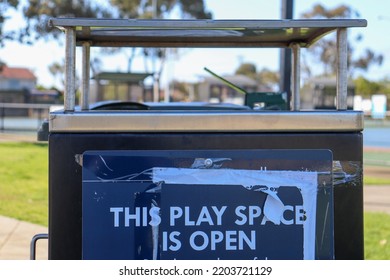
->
<box><xmin>49</xmin><ymin>111</ymin><xmax>363</xmax><ymax>132</ymax></box>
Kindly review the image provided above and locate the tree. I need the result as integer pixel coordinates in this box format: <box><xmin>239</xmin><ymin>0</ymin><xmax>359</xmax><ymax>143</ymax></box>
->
<box><xmin>19</xmin><ymin>0</ymin><xmax>210</xmax><ymax>42</ymax></box>
<box><xmin>235</xmin><ymin>62</ymin><xmax>279</xmax><ymax>91</ymax></box>
<box><xmin>301</xmin><ymin>4</ymin><xmax>357</xmax><ymax>19</ymax></box>
<box><xmin>23</xmin><ymin>0</ymin><xmax>112</xmax><ymax>42</ymax></box>
<box><xmin>0</xmin><ymin>0</ymin><xmax>212</xmax><ymax>95</ymax></box>
<box><xmin>354</xmin><ymin>76</ymin><xmax>381</xmax><ymax>98</ymax></box>
<box><xmin>108</xmin><ymin>1</ymin><xmax>212</xmax><ymax>99</ymax></box>
<box><xmin>257</xmin><ymin>68</ymin><xmax>279</xmax><ymax>91</ymax></box>
<box><xmin>110</xmin><ymin>0</ymin><xmax>212</xmax><ymax>92</ymax></box>
<box><xmin>235</xmin><ymin>63</ymin><xmax>257</xmax><ymax>80</ymax></box>
<box><xmin>48</xmin><ymin>61</ymin><xmax>65</xmax><ymax>87</ymax></box>
<box><xmin>110</xmin><ymin>0</ymin><xmax>211</xmax><ymax>19</ymax></box>
<box><xmin>18</xmin><ymin>0</ymin><xmax>211</xmax><ymax>44</ymax></box>
<box><xmin>0</xmin><ymin>0</ymin><xmax>20</xmax><ymax>45</ymax></box>
<box><xmin>300</xmin><ymin>4</ymin><xmax>383</xmax><ymax>78</ymax></box>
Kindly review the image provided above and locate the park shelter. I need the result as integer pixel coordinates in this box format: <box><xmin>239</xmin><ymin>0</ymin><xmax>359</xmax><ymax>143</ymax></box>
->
<box><xmin>93</xmin><ymin>72</ymin><xmax>153</xmax><ymax>102</ymax></box>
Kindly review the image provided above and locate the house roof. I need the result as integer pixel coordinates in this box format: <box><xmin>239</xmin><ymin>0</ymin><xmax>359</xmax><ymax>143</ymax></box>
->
<box><xmin>30</xmin><ymin>89</ymin><xmax>60</xmax><ymax>96</ymax></box>
<box><xmin>0</xmin><ymin>65</ymin><xmax>37</xmax><ymax>80</ymax></box>
<box><xmin>309</xmin><ymin>76</ymin><xmax>355</xmax><ymax>88</ymax></box>
<box><xmin>92</xmin><ymin>72</ymin><xmax>153</xmax><ymax>84</ymax></box>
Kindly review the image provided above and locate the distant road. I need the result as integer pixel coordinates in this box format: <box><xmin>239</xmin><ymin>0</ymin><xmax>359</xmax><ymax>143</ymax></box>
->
<box><xmin>364</xmin><ymin>186</ymin><xmax>390</xmax><ymax>214</ymax></box>
<box><xmin>364</xmin><ymin>127</ymin><xmax>390</xmax><ymax>148</ymax></box>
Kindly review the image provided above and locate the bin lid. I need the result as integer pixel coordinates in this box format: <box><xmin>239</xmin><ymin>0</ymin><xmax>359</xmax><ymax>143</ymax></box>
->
<box><xmin>48</xmin><ymin>18</ymin><xmax>367</xmax><ymax>48</ymax></box>
<box><xmin>49</xmin><ymin>110</ymin><xmax>364</xmax><ymax>132</ymax></box>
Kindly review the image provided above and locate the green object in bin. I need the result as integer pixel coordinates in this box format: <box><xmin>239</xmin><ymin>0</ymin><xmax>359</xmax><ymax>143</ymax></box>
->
<box><xmin>245</xmin><ymin>92</ymin><xmax>287</xmax><ymax>110</ymax></box>
<box><xmin>204</xmin><ymin>67</ymin><xmax>287</xmax><ymax>110</ymax></box>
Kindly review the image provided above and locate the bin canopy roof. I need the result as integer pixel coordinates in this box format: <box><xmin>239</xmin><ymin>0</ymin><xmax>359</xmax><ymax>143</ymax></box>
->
<box><xmin>48</xmin><ymin>18</ymin><xmax>367</xmax><ymax>48</ymax></box>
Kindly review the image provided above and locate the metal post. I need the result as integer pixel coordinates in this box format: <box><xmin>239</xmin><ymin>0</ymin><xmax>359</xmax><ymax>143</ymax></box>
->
<box><xmin>279</xmin><ymin>0</ymin><xmax>294</xmax><ymax>109</ymax></box>
<box><xmin>153</xmin><ymin>73</ymin><xmax>159</xmax><ymax>102</ymax></box>
<box><xmin>30</xmin><ymin>233</ymin><xmax>49</xmax><ymax>260</ymax></box>
<box><xmin>37</xmin><ymin>108</ymin><xmax>42</xmax><ymax>130</ymax></box>
<box><xmin>81</xmin><ymin>41</ymin><xmax>91</xmax><ymax>110</ymax></box>
<box><xmin>64</xmin><ymin>27</ymin><xmax>76</xmax><ymax>111</ymax></box>
<box><xmin>337</xmin><ymin>28</ymin><xmax>348</xmax><ymax>110</ymax></box>
<box><xmin>291</xmin><ymin>43</ymin><xmax>301</xmax><ymax>111</ymax></box>
<box><xmin>0</xmin><ymin>105</ymin><xmax>4</xmax><ymax>132</ymax></box>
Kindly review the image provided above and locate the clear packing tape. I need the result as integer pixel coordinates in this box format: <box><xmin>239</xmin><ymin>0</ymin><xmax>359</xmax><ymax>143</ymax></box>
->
<box><xmin>152</xmin><ymin>167</ymin><xmax>318</xmax><ymax>260</ymax></box>
<box><xmin>332</xmin><ymin>161</ymin><xmax>362</xmax><ymax>187</ymax></box>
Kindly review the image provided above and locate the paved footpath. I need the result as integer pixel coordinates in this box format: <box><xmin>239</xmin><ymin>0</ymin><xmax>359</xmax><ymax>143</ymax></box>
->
<box><xmin>364</xmin><ymin>186</ymin><xmax>390</xmax><ymax>214</ymax></box>
<box><xmin>0</xmin><ymin>216</ymin><xmax>47</xmax><ymax>260</ymax></box>
<box><xmin>0</xmin><ymin>186</ymin><xmax>389</xmax><ymax>260</ymax></box>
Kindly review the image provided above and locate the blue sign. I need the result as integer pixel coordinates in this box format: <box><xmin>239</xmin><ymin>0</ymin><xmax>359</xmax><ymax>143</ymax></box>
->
<box><xmin>82</xmin><ymin>150</ymin><xmax>333</xmax><ymax>260</ymax></box>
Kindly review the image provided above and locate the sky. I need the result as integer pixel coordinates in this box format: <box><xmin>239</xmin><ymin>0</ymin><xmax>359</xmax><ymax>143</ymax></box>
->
<box><xmin>1</xmin><ymin>0</ymin><xmax>390</xmax><ymax>90</ymax></box>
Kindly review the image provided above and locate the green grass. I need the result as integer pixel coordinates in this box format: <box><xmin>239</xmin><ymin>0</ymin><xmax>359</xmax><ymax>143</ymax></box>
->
<box><xmin>364</xmin><ymin>151</ymin><xmax>390</xmax><ymax>167</ymax></box>
<box><xmin>0</xmin><ymin>142</ymin><xmax>48</xmax><ymax>226</ymax></box>
<box><xmin>363</xmin><ymin>149</ymin><xmax>390</xmax><ymax>185</ymax></box>
<box><xmin>0</xmin><ymin>141</ymin><xmax>389</xmax><ymax>259</ymax></box>
<box><xmin>364</xmin><ymin>176</ymin><xmax>390</xmax><ymax>185</ymax></box>
<box><xmin>365</xmin><ymin>212</ymin><xmax>390</xmax><ymax>260</ymax></box>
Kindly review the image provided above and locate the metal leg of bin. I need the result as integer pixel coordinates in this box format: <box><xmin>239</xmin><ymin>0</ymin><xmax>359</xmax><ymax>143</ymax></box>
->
<box><xmin>65</xmin><ymin>27</ymin><xmax>76</xmax><ymax>112</ymax></box>
<box><xmin>291</xmin><ymin>43</ymin><xmax>301</xmax><ymax>111</ymax></box>
<box><xmin>30</xmin><ymin>233</ymin><xmax>48</xmax><ymax>260</ymax></box>
<box><xmin>81</xmin><ymin>41</ymin><xmax>91</xmax><ymax>111</ymax></box>
<box><xmin>337</xmin><ymin>28</ymin><xmax>348</xmax><ymax>110</ymax></box>
<box><xmin>0</xmin><ymin>105</ymin><xmax>4</xmax><ymax>131</ymax></box>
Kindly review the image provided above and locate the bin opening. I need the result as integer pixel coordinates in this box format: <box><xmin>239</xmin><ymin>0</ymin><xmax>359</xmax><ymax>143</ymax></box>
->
<box><xmin>204</xmin><ymin>67</ymin><xmax>287</xmax><ymax>110</ymax></box>
<box><xmin>90</xmin><ymin>100</ymin><xmax>251</xmax><ymax>111</ymax></box>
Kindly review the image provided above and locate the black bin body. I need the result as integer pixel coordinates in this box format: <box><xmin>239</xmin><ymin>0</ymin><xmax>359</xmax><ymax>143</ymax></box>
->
<box><xmin>48</xmin><ymin>131</ymin><xmax>363</xmax><ymax>260</ymax></box>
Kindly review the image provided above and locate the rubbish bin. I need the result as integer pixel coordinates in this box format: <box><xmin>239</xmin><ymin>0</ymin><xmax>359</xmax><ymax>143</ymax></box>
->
<box><xmin>47</xmin><ymin>18</ymin><xmax>366</xmax><ymax>260</ymax></box>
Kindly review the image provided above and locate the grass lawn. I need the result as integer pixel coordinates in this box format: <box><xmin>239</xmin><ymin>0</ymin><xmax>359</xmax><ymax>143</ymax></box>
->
<box><xmin>0</xmin><ymin>141</ymin><xmax>389</xmax><ymax>259</ymax></box>
<box><xmin>364</xmin><ymin>212</ymin><xmax>390</xmax><ymax>259</ymax></box>
<box><xmin>364</xmin><ymin>149</ymin><xmax>390</xmax><ymax>185</ymax></box>
<box><xmin>0</xmin><ymin>142</ymin><xmax>48</xmax><ymax>226</ymax></box>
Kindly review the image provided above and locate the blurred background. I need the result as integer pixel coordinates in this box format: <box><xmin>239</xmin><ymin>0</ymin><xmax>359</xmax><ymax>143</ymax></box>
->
<box><xmin>0</xmin><ymin>0</ymin><xmax>389</xmax><ymax>260</ymax></box>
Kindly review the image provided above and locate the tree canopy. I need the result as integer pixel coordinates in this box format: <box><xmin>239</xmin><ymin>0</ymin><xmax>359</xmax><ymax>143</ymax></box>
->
<box><xmin>235</xmin><ymin>62</ymin><xmax>279</xmax><ymax>91</ymax></box>
<box><xmin>0</xmin><ymin>0</ymin><xmax>212</xmax><ymax>89</ymax></box>
<box><xmin>0</xmin><ymin>0</ymin><xmax>212</xmax><ymax>44</ymax></box>
<box><xmin>0</xmin><ymin>0</ymin><xmax>20</xmax><ymax>45</ymax></box>
<box><xmin>300</xmin><ymin>3</ymin><xmax>383</xmax><ymax>78</ymax></box>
